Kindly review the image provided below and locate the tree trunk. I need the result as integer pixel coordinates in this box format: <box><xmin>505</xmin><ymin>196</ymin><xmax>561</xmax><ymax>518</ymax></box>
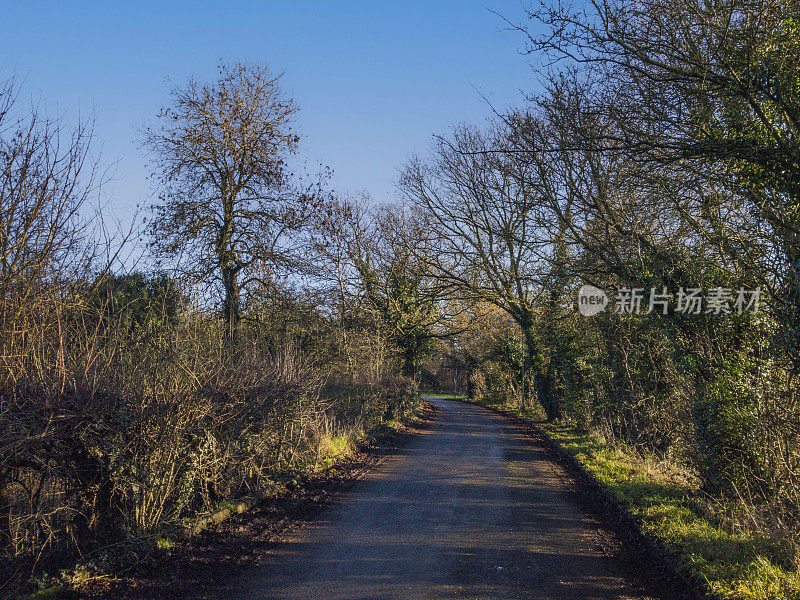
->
<box><xmin>537</xmin><ymin>368</ymin><xmax>560</xmax><ymax>422</ymax></box>
<box><xmin>520</xmin><ymin>319</ymin><xmax>534</xmax><ymax>412</ymax></box>
<box><xmin>222</xmin><ymin>267</ymin><xmax>240</xmax><ymax>345</ymax></box>
<box><xmin>521</xmin><ymin>320</ymin><xmax>560</xmax><ymax>421</ymax></box>
<box><xmin>402</xmin><ymin>356</ymin><xmax>416</xmax><ymax>380</ymax></box>
<box><xmin>520</xmin><ymin>351</ymin><xmax>531</xmax><ymax>411</ymax></box>
<box><xmin>785</xmin><ymin>251</ymin><xmax>800</xmax><ymax>374</ymax></box>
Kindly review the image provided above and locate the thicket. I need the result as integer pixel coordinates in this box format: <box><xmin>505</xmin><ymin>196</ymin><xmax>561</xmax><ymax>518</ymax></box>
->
<box><xmin>0</xmin><ymin>71</ymin><xmax>419</xmax><ymax>597</ymax></box>
<box><xmin>6</xmin><ymin>0</ymin><xmax>800</xmax><ymax>594</ymax></box>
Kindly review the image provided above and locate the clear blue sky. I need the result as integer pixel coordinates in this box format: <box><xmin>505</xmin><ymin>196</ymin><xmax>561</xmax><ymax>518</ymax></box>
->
<box><xmin>1</xmin><ymin>1</ymin><xmax>539</xmax><ymax>225</ymax></box>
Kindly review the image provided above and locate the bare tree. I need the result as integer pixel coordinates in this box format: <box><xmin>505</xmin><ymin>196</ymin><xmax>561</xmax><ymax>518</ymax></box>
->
<box><xmin>351</xmin><ymin>203</ymin><xmax>444</xmax><ymax>379</ymax></box>
<box><xmin>144</xmin><ymin>60</ymin><xmax>318</xmax><ymax>341</ymax></box>
<box><xmin>400</xmin><ymin>122</ymin><xmax>566</xmax><ymax>417</ymax></box>
<box><xmin>0</xmin><ymin>74</ymin><xmax>99</xmax><ymax>585</ymax></box>
<box><xmin>314</xmin><ymin>194</ymin><xmax>453</xmax><ymax>380</ymax></box>
<box><xmin>0</xmin><ymin>76</ymin><xmax>96</xmax><ymax>368</ymax></box>
<box><xmin>499</xmin><ymin>0</ymin><xmax>800</xmax><ymax>506</ymax></box>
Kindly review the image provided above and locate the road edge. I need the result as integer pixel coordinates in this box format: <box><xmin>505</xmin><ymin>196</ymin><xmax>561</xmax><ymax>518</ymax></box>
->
<box><xmin>44</xmin><ymin>400</ymin><xmax>439</xmax><ymax>600</ymax></box>
<box><xmin>453</xmin><ymin>397</ymin><xmax>718</xmax><ymax>600</ymax></box>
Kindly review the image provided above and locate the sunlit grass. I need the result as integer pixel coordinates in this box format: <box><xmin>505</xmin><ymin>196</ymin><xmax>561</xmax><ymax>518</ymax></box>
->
<box><xmin>311</xmin><ymin>396</ymin><xmax>424</xmax><ymax>471</ymax></box>
<box><xmin>421</xmin><ymin>392</ymin><xmax>464</xmax><ymax>399</ymax></box>
<box><xmin>314</xmin><ymin>430</ymin><xmax>360</xmax><ymax>469</ymax></box>
<box><xmin>467</xmin><ymin>397</ymin><xmax>800</xmax><ymax>600</ymax></box>
<box><xmin>544</xmin><ymin>423</ymin><xmax>800</xmax><ymax>600</ymax></box>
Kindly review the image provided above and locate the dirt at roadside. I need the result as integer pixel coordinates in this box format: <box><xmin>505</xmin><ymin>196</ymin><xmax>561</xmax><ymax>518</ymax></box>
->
<box><xmin>76</xmin><ymin>402</ymin><xmax>438</xmax><ymax>600</ymax></box>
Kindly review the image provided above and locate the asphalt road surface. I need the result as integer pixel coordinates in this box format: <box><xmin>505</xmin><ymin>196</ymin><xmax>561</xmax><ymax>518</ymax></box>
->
<box><xmin>227</xmin><ymin>398</ymin><xmax>662</xmax><ymax>600</ymax></box>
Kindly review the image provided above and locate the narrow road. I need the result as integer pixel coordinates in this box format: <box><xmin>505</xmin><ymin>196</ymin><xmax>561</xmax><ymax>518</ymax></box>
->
<box><xmin>227</xmin><ymin>398</ymin><xmax>662</xmax><ymax>600</ymax></box>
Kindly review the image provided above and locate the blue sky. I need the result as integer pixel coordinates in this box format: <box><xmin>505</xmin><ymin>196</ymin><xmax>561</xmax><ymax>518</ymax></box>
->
<box><xmin>2</xmin><ymin>1</ymin><xmax>539</xmax><ymax>225</ymax></box>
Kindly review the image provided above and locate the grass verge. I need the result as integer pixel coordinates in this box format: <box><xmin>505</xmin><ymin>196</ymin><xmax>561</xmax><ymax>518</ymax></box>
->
<box><xmin>463</xmin><ymin>396</ymin><xmax>800</xmax><ymax>600</ymax></box>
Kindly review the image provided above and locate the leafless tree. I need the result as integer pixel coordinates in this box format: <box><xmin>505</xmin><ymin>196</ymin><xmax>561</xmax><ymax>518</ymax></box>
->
<box><xmin>144</xmin><ymin>60</ymin><xmax>320</xmax><ymax>341</ymax></box>
<box><xmin>314</xmin><ymin>194</ymin><xmax>455</xmax><ymax>379</ymax></box>
<box><xmin>0</xmin><ymin>76</ymin><xmax>96</xmax><ymax>373</ymax></box>
<box><xmin>400</xmin><ymin>122</ymin><xmax>567</xmax><ymax>416</ymax></box>
<box><xmin>0</xmin><ymin>73</ymin><xmax>100</xmax><ymax>586</ymax></box>
<box><xmin>516</xmin><ymin>0</ymin><xmax>800</xmax><ymax>366</ymax></box>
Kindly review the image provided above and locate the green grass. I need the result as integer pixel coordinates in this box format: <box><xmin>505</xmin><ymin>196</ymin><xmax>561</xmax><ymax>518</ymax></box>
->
<box><xmin>467</xmin><ymin>397</ymin><xmax>800</xmax><ymax>600</ymax></box>
<box><xmin>21</xmin><ymin>587</ymin><xmax>69</xmax><ymax>600</ymax></box>
<box><xmin>313</xmin><ymin>429</ymin><xmax>361</xmax><ymax>469</ymax></box>
<box><xmin>155</xmin><ymin>536</ymin><xmax>178</xmax><ymax>551</ymax></box>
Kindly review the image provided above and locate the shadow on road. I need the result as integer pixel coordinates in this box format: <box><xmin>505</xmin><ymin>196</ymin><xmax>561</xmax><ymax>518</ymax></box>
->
<box><xmin>219</xmin><ymin>399</ymin><xmax>661</xmax><ymax>600</ymax></box>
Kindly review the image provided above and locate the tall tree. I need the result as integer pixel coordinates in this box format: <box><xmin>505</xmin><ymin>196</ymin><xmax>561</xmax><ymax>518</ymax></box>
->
<box><xmin>352</xmin><ymin>205</ymin><xmax>442</xmax><ymax>379</ymax></box>
<box><xmin>517</xmin><ymin>0</ymin><xmax>800</xmax><ymax>368</ymax></box>
<box><xmin>144</xmin><ymin>60</ymin><xmax>317</xmax><ymax>341</ymax></box>
<box><xmin>400</xmin><ymin>123</ymin><xmax>566</xmax><ymax>417</ymax></box>
<box><xmin>317</xmin><ymin>196</ymin><xmax>445</xmax><ymax>379</ymax></box>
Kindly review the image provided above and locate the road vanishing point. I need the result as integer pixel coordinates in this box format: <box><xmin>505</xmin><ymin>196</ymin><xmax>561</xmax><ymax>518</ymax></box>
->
<box><xmin>222</xmin><ymin>397</ymin><xmax>666</xmax><ymax>600</ymax></box>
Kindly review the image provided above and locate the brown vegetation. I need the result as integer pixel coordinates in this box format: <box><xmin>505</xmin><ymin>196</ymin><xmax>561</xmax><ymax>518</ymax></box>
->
<box><xmin>0</xmin><ymin>67</ymin><xmax>419</xmax><ymax>598</ymax></box>
<box><xmin>4</xmin><ymin>1</ymin><xmax>800</xmax><ymax>595</ymax></box>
